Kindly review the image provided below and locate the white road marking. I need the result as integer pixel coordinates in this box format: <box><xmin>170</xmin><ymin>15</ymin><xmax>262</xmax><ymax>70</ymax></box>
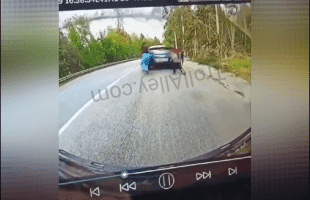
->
<box><xmin>59</xmin><ymin>66</ymin><xmax>138</xmax><ymax>136</ymax></box>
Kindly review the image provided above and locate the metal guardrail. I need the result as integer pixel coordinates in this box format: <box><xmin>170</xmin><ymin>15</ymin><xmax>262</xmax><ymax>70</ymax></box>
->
<box><xmin>59</xmin><ymin>58</ymin><xmax>140</xmax><ymax>83</ymax></box>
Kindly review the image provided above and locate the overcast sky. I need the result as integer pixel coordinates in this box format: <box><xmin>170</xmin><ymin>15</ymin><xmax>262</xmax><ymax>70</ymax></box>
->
<box><xmin>59</xmin><ymin>7</ymin><xmax>167</xmax><ymax>42</ymax></box>
<box><xmin>59</xmin><ymin>4</ymin><xmax>250</xmax><ymax>43</ymax></box>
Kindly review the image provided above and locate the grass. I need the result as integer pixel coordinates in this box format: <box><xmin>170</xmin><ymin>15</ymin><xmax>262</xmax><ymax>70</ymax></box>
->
<box><xmin>195</xmin><ymin>56</ymin><xmax>251</xmax><ymax>83</ymax></box>
<box><xmin>221</xmin><ymin>58</ymin><xmax>251</xmax><ymax>83</ymax></box>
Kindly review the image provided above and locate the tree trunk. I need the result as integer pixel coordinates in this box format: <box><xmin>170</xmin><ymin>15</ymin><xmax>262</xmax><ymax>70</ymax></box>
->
<box><xmin>208</xmin><ymin>13</ymin><xmax>211</xmax><ymax>39</ymax></box>
<box><xmin>244</xmin><ymin>18</ymin><xmax>247</xmax><ymax>47</ymax></box>
<box><xmin>215</xmin><ymin>5</ymin><xmax>220</xmax><ymax>35</ymax></box>
<box><xmin>215</xmin><ymin>5</ymin><xmax>220</xmax><ymax>61</ymax></box>
<box><xmin>231</xmin><ymin>24</ymin><xmax>235</xmax><ymax>52</ymax></box>
<box><xmin>182</xmin><ymin>14</ymin><xmax>184</xmax><ymax>48</ymax></box>
<box><xmin>194</xmin><ymin>26</ymin><xmax>197</xmax><ymax>58</ymax></box>
<box><xmin>174</xmin><ymin>31</ymin><xmax>178</xmax><ymax>49</ymax></box>
<box><xmin>221</xmin><ymin>22</ymin><xmax>224</xmax><ymax>57</ymax></box>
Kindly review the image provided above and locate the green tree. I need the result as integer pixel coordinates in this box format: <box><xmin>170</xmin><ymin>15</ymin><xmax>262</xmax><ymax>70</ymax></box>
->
<box><xmin>154</xmin><ymin>36</ymin><xmax>160</xmax><ymax>44</ymax></box>
<box><xmin>163</xmin><ymin>5</ymin><xmax>251</xmax><ymax>81</ymax></box>
<box><xmin>59</xmin><ymin>30</ymin><xmax>84</xmax><ymax>78</ymax></box>
<box><xmin>60</xmin><ymin>15</ymin><xmax>164</xmax><ymax>79</ymax></box>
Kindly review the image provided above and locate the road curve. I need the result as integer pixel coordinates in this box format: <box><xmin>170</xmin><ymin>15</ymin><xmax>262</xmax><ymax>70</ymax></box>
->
<box><xmin>59</xmin><ymin>60</ymin><xmax>138</xmax><ymax>129</ymax></box>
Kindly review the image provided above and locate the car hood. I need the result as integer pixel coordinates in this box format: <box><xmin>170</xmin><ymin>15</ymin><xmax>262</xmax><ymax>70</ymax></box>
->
<box><xmin>59</xmin><ymin>127</ymin><xmax>251</xmax><ymax>181</ymax></box>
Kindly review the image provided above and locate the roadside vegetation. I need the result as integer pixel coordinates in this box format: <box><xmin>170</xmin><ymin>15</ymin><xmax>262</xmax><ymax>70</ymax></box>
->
<box><xmin>163</xmin><ymin>5</ymin><xmax>251</xmax><ymax>83</ymax></box>
<box><xmin>59</xmin><ymin>15</ymin><xmax>160</xmax><ymax>79</ymax></box>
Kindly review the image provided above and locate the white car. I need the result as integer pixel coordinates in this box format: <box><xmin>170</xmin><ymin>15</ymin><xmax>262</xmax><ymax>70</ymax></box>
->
<box><xmin>148</xmin><ymin>45</ymin><xmax>174</xmax><ymax>69</ymax></box>
<box><xmin>146</xmin><ymin>45</ymin><xmax>185</xmax><ymax>75</ymax></box>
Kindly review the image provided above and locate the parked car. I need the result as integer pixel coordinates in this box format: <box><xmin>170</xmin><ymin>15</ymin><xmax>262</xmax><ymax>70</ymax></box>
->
<box><xmin>141</xmin><ymin>45</ymin><xmax>186</xmax><ymax>75</ymax></box>
<box><xmin>148</xmin><ymin>45</ymin><xmax>174</xmax><ymax>70</ymax></box>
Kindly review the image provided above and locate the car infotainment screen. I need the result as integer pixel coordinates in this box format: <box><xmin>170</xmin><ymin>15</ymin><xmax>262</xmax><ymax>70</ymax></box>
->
<box><xmin>59</xmin><ymin>1</ymin><xmax>251</xmax><ymax>199</ymax></box>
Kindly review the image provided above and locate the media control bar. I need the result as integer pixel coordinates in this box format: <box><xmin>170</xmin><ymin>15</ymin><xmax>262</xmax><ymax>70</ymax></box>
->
<box><xmin>59</xmin><ymin>155</ymin><xmax>250</xmax><ymax>198</ymax></box>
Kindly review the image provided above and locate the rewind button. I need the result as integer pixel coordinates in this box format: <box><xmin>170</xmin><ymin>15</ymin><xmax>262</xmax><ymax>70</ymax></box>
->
<box><xmin>120</xmin><ymin>182</ymin><xmax>136</xmax><ymax>192</ymax></box>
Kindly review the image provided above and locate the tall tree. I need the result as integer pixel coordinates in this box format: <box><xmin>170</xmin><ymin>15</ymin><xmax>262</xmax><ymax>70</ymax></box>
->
<box><xmin>154</xmin><ymin>36</ymin><xmax>160</xmax><ymax>44</ymax></box>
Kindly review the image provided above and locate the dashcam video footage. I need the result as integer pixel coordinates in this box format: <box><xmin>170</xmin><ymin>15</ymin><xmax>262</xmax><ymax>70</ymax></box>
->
<box><xmin>59</xmin><ymin>4</ymin><xmax>251</xmax><ymax>169</ymax></box>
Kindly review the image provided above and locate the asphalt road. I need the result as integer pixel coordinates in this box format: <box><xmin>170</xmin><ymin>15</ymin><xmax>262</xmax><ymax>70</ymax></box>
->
<box><xmin>59</xmin><ymin>60</ymin><xmax>138</xmax><ymax>129</ymax></box>
<box><xmin>59</xmin><ymin>59</ymin><xmax>251</xmax><ymax>168</ymax></box>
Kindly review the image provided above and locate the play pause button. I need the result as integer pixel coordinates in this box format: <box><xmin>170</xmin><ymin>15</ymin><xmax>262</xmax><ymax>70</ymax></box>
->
<box><xmin>159</xmin><ymin>173</ymin><xmax>175</xmax><ymax>189</ymax></box>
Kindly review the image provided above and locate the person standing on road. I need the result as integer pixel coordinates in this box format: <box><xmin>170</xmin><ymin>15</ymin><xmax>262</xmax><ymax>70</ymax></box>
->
<box><xmin>171</xmin><ymin>48</ymin><xmax>186</xmax><ymax>75</ymax></box>
<box><xmin>141</xmin><ymin>47</ymin><xmax>155</xmax><ymax>74</ymax></box>
<box><xmin>180</xmin><ymin>49</ymin><xmax>184</xmax><ymax>65</ymax></box>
